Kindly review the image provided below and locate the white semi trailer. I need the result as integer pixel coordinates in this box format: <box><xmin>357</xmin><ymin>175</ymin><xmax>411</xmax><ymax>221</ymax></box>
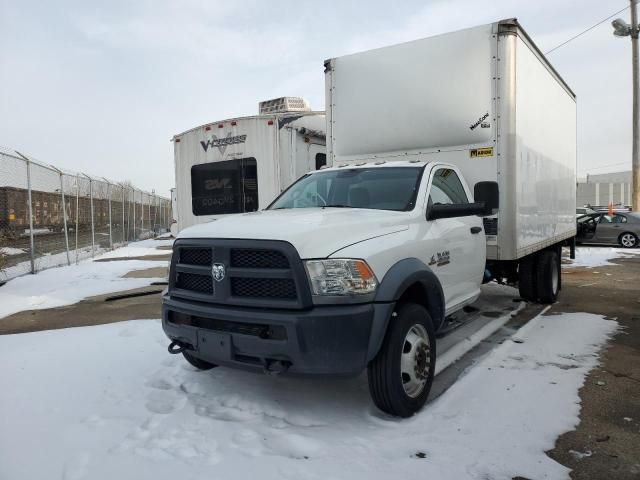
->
<box><xmin>172</xmin><ymin>97</ymin><xmax>326</xmax><ymax>232</ymax></box>
<box><xmin>325</xmin><ymin>18</ymin><xmax>577</xmax><ymax>301</ymax></box>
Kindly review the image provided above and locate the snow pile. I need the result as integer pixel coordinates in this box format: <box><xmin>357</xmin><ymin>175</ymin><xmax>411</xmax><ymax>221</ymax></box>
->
<box><xmin>0</xmin><ymin>259</ymin><xmax>167</xmax><ymax>319</ymax></box>
<box><xmin>95</xmin><ymin>238</ymin><xmax>173</xmax><ymax>260</ymax></box>
<box><xmin>0</xmin><ymin>312</ymin><xmax>616</xmax><ymax>480</ymax></box>
<box><xmin>565</xmin><ymin>246</ymin><xmax>640</xmax><ymax>268</ymax></box>
<box><xmin>1</xmin><ymin>246</ymin><xmax>103</xmax><ymax>282</ymax></box>
<box><xmin>0</xmin><ymin>247</ymin><xmax>25</xmax><ymax>256</ymax></box>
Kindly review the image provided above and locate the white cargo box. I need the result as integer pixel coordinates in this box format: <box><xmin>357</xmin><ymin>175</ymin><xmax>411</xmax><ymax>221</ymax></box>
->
<box><xmin>325</xmin><ymin>19</ymin><xmax>576</xmax><ymax>261</ymax></box>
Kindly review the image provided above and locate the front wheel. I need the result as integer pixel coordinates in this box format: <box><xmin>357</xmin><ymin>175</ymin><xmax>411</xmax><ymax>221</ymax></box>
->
<box><xmin>518</xmin><ymin>255</ymin><xmax>538</xmax><ymax>302</ymax></box>
<box><xmin>619</xmin><ymin>232</ymin><xmax>638</xmax><ymax>248</ymax></box>
<box><xmin>367</xmin><ymin>303</ymin><xmax>436</xmax><ymax>418</ymax></box>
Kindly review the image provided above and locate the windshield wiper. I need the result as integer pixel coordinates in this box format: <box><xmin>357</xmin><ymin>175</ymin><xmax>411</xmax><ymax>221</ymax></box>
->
<box><xmin>322</xmin><ymin>204</ymin><xmax>351</xmax><ymax>208</ymax></box>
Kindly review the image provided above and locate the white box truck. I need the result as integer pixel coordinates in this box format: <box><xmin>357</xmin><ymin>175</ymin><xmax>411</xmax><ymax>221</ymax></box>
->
<box><xmin>172</xmin><ymin>97</ymin><xmax>326</xmax><ymax>232</ymax></box>
<box><xmin>161</xmin><ymin>19</ymin><xmax>576</xmax><ymax>417</ymax></box>
<box><xmin>325</xmin><ymin>17</ymin><xmax>577</xmax><ymax>300</ymax></box>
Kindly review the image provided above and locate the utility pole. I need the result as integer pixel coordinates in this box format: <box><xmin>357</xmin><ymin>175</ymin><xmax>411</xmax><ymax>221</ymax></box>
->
<box><xmin>631</xmin><ymin>0</ymin><xmax>639</xmax><ymax>211</ymax></box>
<box><xmin>613</xmin><ymin>1</ymin><xmax>640</xmax><ymax>211</ymax></box>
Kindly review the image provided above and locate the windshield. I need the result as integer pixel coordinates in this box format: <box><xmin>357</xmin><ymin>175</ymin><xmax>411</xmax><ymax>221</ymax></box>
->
<box><xmin>268</xmin><ymin>167</ymin><xmax>424</xmax><ymax>212</ymax></box>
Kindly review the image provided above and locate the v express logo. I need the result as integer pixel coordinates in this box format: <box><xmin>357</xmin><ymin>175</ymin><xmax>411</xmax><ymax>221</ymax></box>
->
<box><xmin>200</xmin><ymin>133</ymin><xmax>248</xmax><ymax>155</ymax></box>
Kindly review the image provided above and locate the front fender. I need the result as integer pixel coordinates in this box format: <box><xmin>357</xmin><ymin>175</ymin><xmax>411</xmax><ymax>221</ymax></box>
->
<box><xmin>365</xmin><ymin>258</ymin><xmax>446</xmax><ymax>362</ymax></box>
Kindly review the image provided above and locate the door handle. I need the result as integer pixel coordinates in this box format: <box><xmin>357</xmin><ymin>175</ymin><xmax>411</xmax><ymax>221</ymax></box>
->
<box><xmin>470</xmin><ymin>226</ymin><xmax>482</xmax><ymax>234</ymax></box>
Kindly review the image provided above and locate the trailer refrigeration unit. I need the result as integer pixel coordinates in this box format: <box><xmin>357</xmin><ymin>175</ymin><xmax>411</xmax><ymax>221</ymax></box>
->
<box><xmin>325</xmin><ymin>18</ymin><xmax>577</xmax><ymax>301</ymax></box>
<box><xmin>172</xmin><ymin>97</ymin><xmax>326</xmax><ymax>232</ymax></box>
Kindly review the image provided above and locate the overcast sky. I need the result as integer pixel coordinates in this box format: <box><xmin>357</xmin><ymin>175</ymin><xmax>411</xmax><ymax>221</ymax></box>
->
<box><xmin>0</xmin><ymin>0</ymin><xmax>635</xmax><ymax>196</ymax></box>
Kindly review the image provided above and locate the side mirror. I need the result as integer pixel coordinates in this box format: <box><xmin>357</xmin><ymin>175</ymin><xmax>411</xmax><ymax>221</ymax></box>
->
<box><xmin>427</xmin><ymin>202</ymin><xmax>487</xmax><ymax>220</ymax></box>
<box><xmin>474</xmin><ymin>181</ymin><xmax>499</xmax><ymax>215</ymax></box>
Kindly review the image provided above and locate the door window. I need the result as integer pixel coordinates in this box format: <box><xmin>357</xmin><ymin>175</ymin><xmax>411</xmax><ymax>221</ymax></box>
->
<box><xmin>191</xmin><ymin>158</ymin><xmax>258</xmax><ymax>215</ymax></box>
<box><xmin>428</xmin><ymin>168</ymin><xmax>469</xmax><ymax>206</ymax></box>
<box><xmin>599</xmin><ymin>214</ymin><xmax>627</xmax><ymax>224</ymax></box>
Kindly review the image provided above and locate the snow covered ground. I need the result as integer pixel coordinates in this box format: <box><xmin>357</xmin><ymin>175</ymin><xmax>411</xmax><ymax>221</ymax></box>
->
<box><xmin>565</xmin><ymin>246</ymin><xmax>640</xmax><ymax>268</ymax></box>
<box><xmin>0</xmin><ymin>246</ymin><xmax>25</xmax><ymax>256</ymax></box>
<box><xmin>0</xmin><ymin>238</ymin><xmax>172</xmax><ymax>319</ymax></box>
<box><xmin>96</xmin><ymin>241</ymin><xmax>172</xmax><ymax>260</ymax></box>
<box><xmin>0</xmin><ymin>311</ymin><xmax>616</xmax><ymax>480</ymax></box>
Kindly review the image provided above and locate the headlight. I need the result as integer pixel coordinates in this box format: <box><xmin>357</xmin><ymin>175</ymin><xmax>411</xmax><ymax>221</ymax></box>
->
<box><xmin>304</xmin><ymin>259</ymin><xmax>378</xmax><ymax>296</ymax></box>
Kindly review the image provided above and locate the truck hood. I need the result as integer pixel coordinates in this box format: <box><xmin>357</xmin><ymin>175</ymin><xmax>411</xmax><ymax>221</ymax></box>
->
<box><xmin>178</xmin><ymin>208</ymin><xmax>409</xmax><ymax>258</ymax></box>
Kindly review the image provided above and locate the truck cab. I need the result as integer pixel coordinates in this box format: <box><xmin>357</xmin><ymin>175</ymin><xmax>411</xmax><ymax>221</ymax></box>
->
<box><xmin>162</xmin><ymin>160</ymin><xmax>491</xmax><ymax>417</ymax></box>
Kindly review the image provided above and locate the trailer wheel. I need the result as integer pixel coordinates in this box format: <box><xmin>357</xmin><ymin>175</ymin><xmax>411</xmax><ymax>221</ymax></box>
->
<box><xmin>536</xmin><ymin>250</ymin><xmax>560</xmax><ymax>304</ymax></box>
<box><xmin>182</xmin><ymin>351</ymin><xmax>217</xmax><ymax>371</ymax></box>
<box><xmin>518</xmin><ymin>255</ymin><xmax>538</xmax><ymax>302</ymax></box>
<box><xmin>367</xmin><ymin>303</ymin><xmax>436</xmax><ymax>418</ymax></box>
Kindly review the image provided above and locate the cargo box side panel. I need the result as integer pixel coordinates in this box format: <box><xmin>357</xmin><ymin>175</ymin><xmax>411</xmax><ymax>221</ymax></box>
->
<box><xmin>506</xmin><ymin>35</ymin><xmax>577</xmax><ymax>259</ymax></box>
<box><xmin>174</xmin><ymin>119</ymin><xmax>277</xmax><ymax>232</ymax></box>
<box><xmin>329</xmin><ymin>24</ymin><xmax>496</xmax><ymax>161</ymax></box>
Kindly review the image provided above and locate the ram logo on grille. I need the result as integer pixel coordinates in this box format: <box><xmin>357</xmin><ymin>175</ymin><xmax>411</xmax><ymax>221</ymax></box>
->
<box><xmin>211</xmin><ymin>263</ymin><xmax>226</xmax><ymax>282</ymax></box>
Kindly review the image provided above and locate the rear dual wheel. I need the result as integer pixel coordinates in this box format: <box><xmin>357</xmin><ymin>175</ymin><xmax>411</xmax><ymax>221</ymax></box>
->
<box><xmin>536</xmin><ymin>251</ymin><xmax>560</xmax><ymax>304</ymax></box>
<box><xmin>367</xmin><ymin>303</ymin><xmax>436</xmax><ymax>418</ymax></box>
<box><xmin>518</xmin><ymin>250</ymin><xmax>560</xmax><ymax>304</ymax></box>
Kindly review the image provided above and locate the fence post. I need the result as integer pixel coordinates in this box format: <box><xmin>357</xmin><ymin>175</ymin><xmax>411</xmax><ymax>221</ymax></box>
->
<box><xmin>153</xmin><ymin>193</ymin><xmax>157</xmax><ymax>235</ymax></box>
<box><xmin>121</xmin><ymin>185</ymin><xmax>125</xmax><ymax>245</ymax></box>
<box><xmin>57</xmin><ymin>171</ymin><xmax>71</xmax><ymax>266</ymax></box>
<box><xmin>22</xmin><ymin>155</ymin><xmax>36</xmax><ymax>274</ymax></box>
<box><xmin>133</xmin><ymin>189</ymin><xmax>137</xmax><ymax>241</ymax></box>
<box><xmin>75</xmin><ymin>175</ymin><xmax>80</xmax><ymax>264</ymax></box>
<box><xmin>104</xmin><ymin>178</ymin><xmax>113</xmax><ymax>250</ymax></box>
<box><xmin>86</xmin><ymin>174</ymin><xmax>95</xmax><ymax>256</ymax></box>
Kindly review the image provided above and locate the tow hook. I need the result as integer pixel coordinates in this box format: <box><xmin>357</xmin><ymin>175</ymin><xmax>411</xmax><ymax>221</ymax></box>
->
<box><xmin>167</xmin><ymin>340</ymin><xmax>190</xmax><ymax>354</ymax></box>
<box><xmin>263</xmin><ymin>359</ymin><xmax>291</xmax><ymax>376</ymax></box>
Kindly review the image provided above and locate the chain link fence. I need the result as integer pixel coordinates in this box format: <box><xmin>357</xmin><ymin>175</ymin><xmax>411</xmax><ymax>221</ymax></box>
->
<box><xmin>0</xmin><ymin>146</ymin><xmax>172</xmax><ymax>282</ymax></box>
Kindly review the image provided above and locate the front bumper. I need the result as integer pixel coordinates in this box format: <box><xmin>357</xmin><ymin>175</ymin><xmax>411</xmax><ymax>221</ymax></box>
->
<box><xmin>162</xmin><ymin>295</ymin><xmax>394</xmax><ymax>376</ymax></box>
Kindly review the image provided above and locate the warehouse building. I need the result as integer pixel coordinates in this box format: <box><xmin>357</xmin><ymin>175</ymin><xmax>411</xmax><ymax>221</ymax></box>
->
<box><xmin>576</xmin><ymin>170</ymin><xmax>631</xmax><ymax>208</ymax></box>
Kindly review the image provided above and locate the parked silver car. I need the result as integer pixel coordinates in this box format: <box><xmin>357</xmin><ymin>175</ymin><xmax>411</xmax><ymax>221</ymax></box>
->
<box><xmin>576</xmin><ymin>212</ymin><xmax>640</xmax><ymax>248</ymax></box>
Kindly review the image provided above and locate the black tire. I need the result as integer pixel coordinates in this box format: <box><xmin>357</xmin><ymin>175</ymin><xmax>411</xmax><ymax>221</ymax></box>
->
<box><xmin>182</xmin><ymin>351</ymin><xmax>217</xmax><ymax>370</ymax></box>
<box><xmin>518</xmin><ymin>255</ymin><xmax>537</xmax><ymax>302</ymax></box>
<box><xmin>618</xmin><ymin>232</ymin><xmax>638</xmax><ymax>248</ymax></box>
<box><xmin>367</xmin><ymin>303</ymin><xmax>436</xmax><ymax>418</ymax></box>
<box><xmin>536</xmin><ymin>250</ymin><xmax>560</xmax><ymax>304</ymax></box>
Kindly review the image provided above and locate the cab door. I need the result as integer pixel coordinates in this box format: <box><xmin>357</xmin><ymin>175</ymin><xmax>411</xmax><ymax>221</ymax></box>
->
<box><xmin>419</xmin><ymin>167</ymin><xmax>485</xmax><ymax>313</ymax></box>
<box><xmin>577</xmin><ymin>214</ymin><xmax>598</xmax><ymax>242</ymax></box>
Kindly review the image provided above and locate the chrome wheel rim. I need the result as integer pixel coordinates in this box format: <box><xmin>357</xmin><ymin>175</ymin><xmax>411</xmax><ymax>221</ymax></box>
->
<box><xmin>400</xmin><ymin>324</ymin><xmax>431</xmax><ymax>398</ymax></box>
<box><xmin>621</xmin><ymin>234</ymin><xmax>636</xmax><ymax>248</ymax></box>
